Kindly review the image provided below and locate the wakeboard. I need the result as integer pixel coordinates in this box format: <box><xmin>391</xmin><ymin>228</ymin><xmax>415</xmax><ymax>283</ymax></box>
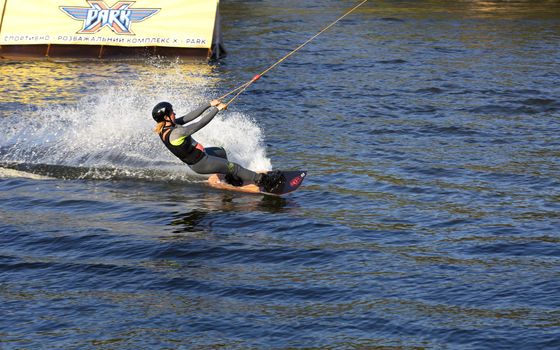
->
<box><xmin>208</xmin><ymin>170</ymin><xmax>307</xmax><ymax>196</ymax></box>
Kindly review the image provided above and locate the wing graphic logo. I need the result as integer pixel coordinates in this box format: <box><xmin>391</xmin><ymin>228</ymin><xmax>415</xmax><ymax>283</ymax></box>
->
<box><xmin>60</xmin><ymin>1</ymin><xmax>160</xmax><ymax>35</ymax></box>
<box><xmin>290</xmin><ymin>175</ymin><xmax>304</xmax><ymax>188</ymax></box>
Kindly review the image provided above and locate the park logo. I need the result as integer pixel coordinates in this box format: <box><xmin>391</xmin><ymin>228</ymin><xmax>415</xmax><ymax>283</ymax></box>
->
<box><xmin>60</xmin><ymin>1</ymin><xmax>160</xmax><ymax>35</ymax></box>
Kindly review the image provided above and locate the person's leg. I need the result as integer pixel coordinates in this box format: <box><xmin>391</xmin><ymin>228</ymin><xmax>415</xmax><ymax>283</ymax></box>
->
<box><xmin>190</xmin><ymin>153</ymin><xmax>258</xmax><ymax>184</ymax></box>
<box><xmin>204</xmin><ymin>147</ymin><xmax>227</xmax><ymax>160</ymax></box>
<box><xmin>202</xmin><ymin>147</ymin><xmax>244</xmax><ymax>185</ymax></box>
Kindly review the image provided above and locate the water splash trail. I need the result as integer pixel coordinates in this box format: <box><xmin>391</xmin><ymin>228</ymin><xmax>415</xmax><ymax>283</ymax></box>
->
<box><xmin>1</xmin><ymin>64</ymin><xmax>271</xmax><ymax>181</ymax></box>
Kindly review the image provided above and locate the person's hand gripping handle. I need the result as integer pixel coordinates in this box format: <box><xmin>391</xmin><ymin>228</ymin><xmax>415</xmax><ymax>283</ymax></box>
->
<box><xmin>211</xmin><ymin>99</ymin><xmax>227</xmax><ymax>111</ymax></box>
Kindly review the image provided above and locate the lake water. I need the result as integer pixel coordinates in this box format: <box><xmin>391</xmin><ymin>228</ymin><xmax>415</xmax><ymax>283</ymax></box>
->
<box><xmin>1</xmin><ymin>1</ymin><xmax>559</xmax><ymax>348</ymax></box>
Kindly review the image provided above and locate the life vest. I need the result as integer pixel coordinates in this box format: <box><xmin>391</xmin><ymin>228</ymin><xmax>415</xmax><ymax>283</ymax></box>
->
<box><xmin>159</xmin><ymin>127</ymin><xmax>204</xmax><ymax>165</ymax></box>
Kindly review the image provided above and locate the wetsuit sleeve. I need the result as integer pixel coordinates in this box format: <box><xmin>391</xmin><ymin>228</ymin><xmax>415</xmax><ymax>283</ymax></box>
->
<box><xmin>171</xmin><ymin>106</ymin><xmax>220</xmax><ymax>138</ymax></box>
<box><xmin>175</xmin><ymin>103</ymin><xmax>212</xmax><ymax>125</ymax></box>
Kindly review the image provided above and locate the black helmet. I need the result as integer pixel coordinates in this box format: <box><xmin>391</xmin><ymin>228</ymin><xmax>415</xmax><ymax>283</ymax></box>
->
<box><xmin>152</xmin><ymin>101</ymin><xmax>173</xmax><ymax>122</ymax></box>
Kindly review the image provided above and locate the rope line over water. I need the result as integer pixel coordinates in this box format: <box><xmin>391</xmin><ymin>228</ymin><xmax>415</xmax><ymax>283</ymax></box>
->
<box><xmin>219</xmin><ymin>0</ymin><xmax>368</xmax><ymax>107</ymax></box>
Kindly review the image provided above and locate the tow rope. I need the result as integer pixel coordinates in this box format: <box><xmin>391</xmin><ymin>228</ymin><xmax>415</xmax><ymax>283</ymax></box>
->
<box><xmin>218</xmin><ymin>0</ymin><xmax>368</xmax><ymax>108</ymax></box>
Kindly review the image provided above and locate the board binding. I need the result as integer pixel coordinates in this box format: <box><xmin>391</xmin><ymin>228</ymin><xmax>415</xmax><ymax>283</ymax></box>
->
<box><xmin>208</xmin><ymin>170</ymin><xmax>307</xmax><ymax>196</ymax></box>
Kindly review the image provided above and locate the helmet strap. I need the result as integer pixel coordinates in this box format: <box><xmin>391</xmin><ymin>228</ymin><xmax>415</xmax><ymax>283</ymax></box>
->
<box><xmin>163</xmin><ymin>114</ymin><xmax>175</xmax><ymax>126</ymax></box>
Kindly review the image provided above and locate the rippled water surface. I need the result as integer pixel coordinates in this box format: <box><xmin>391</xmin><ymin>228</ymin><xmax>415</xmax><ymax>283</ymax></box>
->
<box><xmin>1</xmin><ymin>1</ymin><xmax>560</xmax><ymax>349</ymax></box>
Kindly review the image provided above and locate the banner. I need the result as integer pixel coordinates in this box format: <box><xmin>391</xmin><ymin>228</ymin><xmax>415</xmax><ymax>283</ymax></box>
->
<box><xmin>0</xmin><ymin>0</ymin><xmax>218</xmax><ymax>48</ymax></box>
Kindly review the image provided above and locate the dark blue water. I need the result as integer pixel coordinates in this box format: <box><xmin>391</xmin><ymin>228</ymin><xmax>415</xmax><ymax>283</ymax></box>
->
<box><xmin>1</xmin><ymin>1</ymin><xmax>560</xmax><ymax>348</ymax></box>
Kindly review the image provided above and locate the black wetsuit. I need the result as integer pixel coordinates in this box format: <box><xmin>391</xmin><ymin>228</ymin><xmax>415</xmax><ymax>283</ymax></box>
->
<box><xmin>159</xmin><ymin>103</ymin><xmax>260</xmax><ymax>184</ymax></box>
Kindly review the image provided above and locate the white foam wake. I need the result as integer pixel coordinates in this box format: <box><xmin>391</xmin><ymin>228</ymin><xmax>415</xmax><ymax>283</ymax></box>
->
<box><xmin>0</xmin><ymin>63</ymin><xmax>271</xmax><ymax>180</ymax></box>
<box><xmin>0</xmin><ymin>167</ymin><xmax>53</xmax><ymax>180</ymax></box>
